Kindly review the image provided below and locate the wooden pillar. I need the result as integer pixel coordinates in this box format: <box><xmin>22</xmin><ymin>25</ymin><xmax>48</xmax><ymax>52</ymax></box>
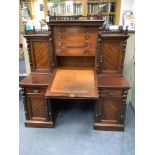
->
<box><xmin>29</xmin><ymin>0</ymin><xmax>35</xmax><ymax>19</ymax></box>
<box><xmin>115</xmin><ymin>0</ymin><xmax>121</xmax><ymax>24</ymax></box>
<box><xmin>82</xmin><ymin>0</ymin><xmax>87</xmax><ymax>16</ymax></box>
<box><xmin>43</xmin><ymin>0</ymin><xmax>48</xmax><ymax>18</ymax></box>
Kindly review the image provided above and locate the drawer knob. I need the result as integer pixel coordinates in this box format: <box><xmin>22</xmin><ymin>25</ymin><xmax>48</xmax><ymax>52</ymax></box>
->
<box><xmin>85</xmin><ymin>35</ymin><xmax>89</xmax><ymax>40</ymax></box>
<box><xmin>61</xmin><ymin>35</ymin><xmax>65</xmax><ymax>40</ymax></box>
<box><xmin>85</xmin><ymin>43</ymin><xmax>89</xmax><ymax>48</ymax></box>
<box><xmin>84</xmin><ymin>50</ymin><xmax>89</xmax><ymax>54</ymax></box>
<box><xmin>61</xmin><ymin>42</ymin><xmax>66</xmax><ymax>48</ymax></box>
<box><xmin>33</xmin><ymin>89</ymin><xmax>39</xmax><ymax>93</ymax></box>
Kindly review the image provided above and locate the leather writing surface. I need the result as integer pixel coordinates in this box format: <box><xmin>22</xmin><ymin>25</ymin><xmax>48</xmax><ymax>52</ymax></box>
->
<box><xmin>46</xmin><ymin>68</ymin><xmax>98</xmax><ymax>98</ymax></box>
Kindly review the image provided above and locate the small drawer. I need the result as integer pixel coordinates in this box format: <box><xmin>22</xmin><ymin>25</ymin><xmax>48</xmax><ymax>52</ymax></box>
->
<box><xmin>55</xmin><ymin>42</ymin><xmax>96</xmax><ymax>49</ymax></box>
<box><xmin>54</xmin><ymin>27</ymin><xmax>98</xmax><ymax>42</ymax></box>
<box><xmin>99</xmin><ymin>90</ymin><xmax>123</xmax><ymax>97</ymax></box>
<box><xmin>55</xmin><ymin>48</ymin><xmax>95</xmax><ymax>56</ymax></box>
<box><xmin>26</xmin><ymin>88</ymin><xmax>46</xmax><ymax>94</ymax></box>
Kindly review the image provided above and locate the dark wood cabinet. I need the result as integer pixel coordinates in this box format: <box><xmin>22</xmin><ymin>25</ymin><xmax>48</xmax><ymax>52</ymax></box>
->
<box><xmin>20</xmin><ymin>19</ymin><xmax>130</xmax><ymax>131</ymax></box>
<box><xmin>20</xmin><ymin>73</ymin><xmax>55</xmax><ymax>128</ymax></box>
<box><xmin>94</xmin><ymin>92</ymin><xmax>126</xmax><ymax>131</ymax></box>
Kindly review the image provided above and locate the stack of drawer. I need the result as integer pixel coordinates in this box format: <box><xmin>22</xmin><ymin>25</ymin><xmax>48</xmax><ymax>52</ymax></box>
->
<box><xmin>53</xmin><ymin>27</ymin><xmax>98</xmax><ymax>56</ymax></box>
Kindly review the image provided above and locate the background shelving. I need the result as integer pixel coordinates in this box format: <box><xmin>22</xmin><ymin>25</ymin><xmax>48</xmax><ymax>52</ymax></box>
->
<box><xmin>48</xmin><ymin>0</ymin><xmax>82</xmax><ymax>16</ymax></box>
<box><xmin>87</xmin><ymin>0</ymin><xmax>116</xmax><ymax>24</ymax></box>
<box><xmin>47</xmin><ymin>0</ymin><xmax>120</xmax><ymax>24</ymax></box>
<box><xmin>21</xmin><ymin>0</ymin><xmax>121</xmax><ymax>24</ymax></box>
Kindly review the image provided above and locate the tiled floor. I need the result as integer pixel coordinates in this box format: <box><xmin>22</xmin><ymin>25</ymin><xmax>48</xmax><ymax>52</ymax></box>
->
<box><xmin>19</xmin><ymin>95</ymin><xmax>135</xmax><ymax>155</ymax></box>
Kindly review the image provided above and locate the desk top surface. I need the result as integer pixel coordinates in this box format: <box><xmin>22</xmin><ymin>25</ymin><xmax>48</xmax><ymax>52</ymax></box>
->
<box><xmin>98</xmin><ymin>76</ymin><xmax>130</xmax><ymax>89</ymax></box>
<box><xmin>19</xmin><ymin>73</ymin><xmax>52</xmax><ymax>87</ymax></box>
<box><xmin>46</xmin><ymin>68</ymin><xmax>98</xmax><ymax>99</ymax></box>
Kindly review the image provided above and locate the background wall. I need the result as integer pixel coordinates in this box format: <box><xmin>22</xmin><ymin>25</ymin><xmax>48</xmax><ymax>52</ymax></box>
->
<box><xmin>119</xmin><ymin>0</ymin><xmax>135</xmax><ymax>25</ymax></box>
<box><xmin>19</xmin><ymin>3</ymin><xmax>31</xmax><ymax>74</ymax></box>
<box><xmin>123</xmin><ymin>33</ymin><xmax>135</xmax><ymax>109</ymax></box>
<box><xmin>120</xmin><ymin>0</ymin><xmax>135</xmax><ymax>110</ymax></box>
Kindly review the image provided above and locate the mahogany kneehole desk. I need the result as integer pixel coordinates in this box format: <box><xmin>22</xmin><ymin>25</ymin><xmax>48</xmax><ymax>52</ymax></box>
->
<box><xmin>20</xmin><ymin>19</ymin><xmax>130</xmax><ymax>131</ymax></box>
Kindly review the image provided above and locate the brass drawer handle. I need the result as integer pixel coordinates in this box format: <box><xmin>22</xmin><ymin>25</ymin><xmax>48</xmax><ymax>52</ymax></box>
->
<box><xmin>107</xmin><ymin>91</ymin><xmax>114</xmax><ymax>96</ymax></box>
<box><xmin>32</xmin><ymin>89</ymin><xmax>39</xmax><ymax>93</ymax></box>
<box><xmin>84</xmin><ymin>50</ymin><xmax>89</xmax><ymax>54</ymax></box>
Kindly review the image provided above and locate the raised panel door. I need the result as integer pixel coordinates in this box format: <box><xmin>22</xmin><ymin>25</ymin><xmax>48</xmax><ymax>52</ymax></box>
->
<box><xmin>101</xmin><ymin>41</ymin><xmax>123</xmax><ymax>75</ymax></box>
<box><xmin>30</xmin><ymin>41</ymin><xmax>50</xmax><ymax>73</ymax></box>
<box><xmin>95</xmin><ymin>97</ymin><xmax>125</xmax><ymax>124</ymax></box>
<box><xmin>26</xmin><ymin>94</ymin><xmax>47</xmax><ymax>121</ymax></box>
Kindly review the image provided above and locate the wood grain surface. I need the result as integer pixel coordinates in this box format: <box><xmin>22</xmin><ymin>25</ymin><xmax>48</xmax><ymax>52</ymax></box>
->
<box><xmin>98</xmin><ymin>76</ymin><xmax>130</xmax><ymax>89</ymax></box>
<box><xmin>19</xmin><ymin>73</ymin><xmax>52</xmax><ymax>87</ymax></box>
<box><xmin>30</xmin><ymin>41</ymin><xmax>50</xmax><ymax>72</ymax></box>
<box><xmin>46</xmin><ymin>68</ymin><xmax>98</xmax><ymax>99</ymax></box>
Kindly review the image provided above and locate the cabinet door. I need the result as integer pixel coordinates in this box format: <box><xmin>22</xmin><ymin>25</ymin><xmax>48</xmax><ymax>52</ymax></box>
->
<box><xmin>95</xmin><ymin>97</ymin><xmax>125</xmax><ymax>124</ymax></box>
<box><xmin>100</xmin><ymin>40</ymin><xmax>124</xmax><ymax>75</ymax></box>
<box><xmin>26</xmin><ymin>93</ymin><xmax>47</xmax><ymax>121</ymax></box>
<box><xmin>30</xmin><ymin>40</ymin><xmax>50</xmax><ymax>73</ymax></box>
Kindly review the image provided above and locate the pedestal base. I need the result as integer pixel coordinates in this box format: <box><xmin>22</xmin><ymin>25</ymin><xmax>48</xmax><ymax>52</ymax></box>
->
<box><xmin>25</xmin><ymin>120</ymin><xmax>54</xmax><ymax>128</ymax></box>
<box><xmin>94</xmin><ymin>123</ymin><xmax>124</xmax><ymax>131</ymax></box>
